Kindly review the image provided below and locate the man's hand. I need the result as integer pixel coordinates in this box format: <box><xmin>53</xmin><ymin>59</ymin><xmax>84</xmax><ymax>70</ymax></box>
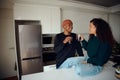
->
<box><xmin>63</xmin><ymin>36</ymin><xmax>73</xmax><ymax>44</ymax></box>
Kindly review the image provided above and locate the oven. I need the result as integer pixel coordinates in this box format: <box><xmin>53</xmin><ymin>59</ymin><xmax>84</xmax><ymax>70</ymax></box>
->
<box><xmin>42</xmin><ymin>34</ymin><xmax>56</xmax><ymax>66</ymax></box>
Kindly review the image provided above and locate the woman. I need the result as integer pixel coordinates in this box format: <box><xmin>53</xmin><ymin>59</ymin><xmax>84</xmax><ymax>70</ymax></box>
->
<box><xmin>59</xmin><ymin>18</ymin><xmax>115</xmax><ymax>76</ymax></box>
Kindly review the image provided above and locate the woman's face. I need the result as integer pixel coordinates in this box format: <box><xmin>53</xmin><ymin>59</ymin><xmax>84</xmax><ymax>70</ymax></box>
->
<box><xmin>89</xmin><ymin>22</ymin><xmax>96</xmax><ymax>35</ymax></box>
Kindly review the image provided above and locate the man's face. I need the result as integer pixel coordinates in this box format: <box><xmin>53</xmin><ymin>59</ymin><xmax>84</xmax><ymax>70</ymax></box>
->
<box><xmin>63</xmin><ymin>23</ymin><xmax>73</xmax><ymax>33</ymax></box>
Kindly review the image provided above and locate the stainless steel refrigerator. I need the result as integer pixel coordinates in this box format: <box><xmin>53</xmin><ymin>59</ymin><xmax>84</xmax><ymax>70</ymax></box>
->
<box><xmin>15</xmin><ymin>20</ymin><xmax>43</xmax><ymax>80</ymax></box>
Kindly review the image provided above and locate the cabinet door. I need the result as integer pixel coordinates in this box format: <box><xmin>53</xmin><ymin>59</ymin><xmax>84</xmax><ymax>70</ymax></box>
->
<box><xmin>14</xmin><ymin>4</ymin><xmax>61</xmax><ymax>34</ymax></box>
<box><xmin>51</xmin><ymin>7</ymin><xmax>61</xmax><ymax>34</ymax></box>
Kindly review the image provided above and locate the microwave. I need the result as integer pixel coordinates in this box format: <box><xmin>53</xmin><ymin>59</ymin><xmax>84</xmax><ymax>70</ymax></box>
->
<box><xmin>42</xmin><ymin>34</ymin><xmax>56</xmax><ymax>48</ymax></box>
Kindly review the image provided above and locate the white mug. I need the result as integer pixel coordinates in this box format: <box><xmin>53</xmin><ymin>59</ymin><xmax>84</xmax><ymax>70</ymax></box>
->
<box><xmin>77</xmin><ymin>34</ymin><xmax>81</xmax><ymax>40</ymax></box>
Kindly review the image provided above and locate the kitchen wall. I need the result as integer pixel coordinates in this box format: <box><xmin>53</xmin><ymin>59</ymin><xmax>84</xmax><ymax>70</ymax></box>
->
<box><xmin>0</xmin><ymin>0</ymin><xmax>17</xmax><ymax>79</ymax></box>
<box><xmin>62</xmin><ymin>8</ymin><xmax>108</xmax><ymax>33</ymax></box>
<box><xmin>61</xmin><ymin>8</ymin><xmax>120</xmax><ymax>42</ymax></box>
<box><xmin>109</xmin><ymin>14</ymin><xmax>120</xmax><ymax>42</ymax></box>
<box><xmin>62</xmin><ymin>8</ymin><xmax>120</xmax><ymax>43</ymax></box>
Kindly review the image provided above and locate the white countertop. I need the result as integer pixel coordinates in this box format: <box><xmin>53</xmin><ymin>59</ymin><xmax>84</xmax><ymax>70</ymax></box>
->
<box><xmin>22</xmin><ymin>61</ymin><xmax>119</xmax><ymax>80</ymax></box>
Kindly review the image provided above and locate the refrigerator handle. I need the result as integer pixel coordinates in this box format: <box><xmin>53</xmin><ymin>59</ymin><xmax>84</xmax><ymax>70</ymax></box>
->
<box><xmin>22</xmin><ymin>56</ymin><xmax>41</xmax><ymax>60</ymax></box>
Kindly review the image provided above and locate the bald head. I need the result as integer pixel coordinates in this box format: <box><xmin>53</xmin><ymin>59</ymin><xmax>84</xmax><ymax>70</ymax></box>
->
<box><xmin>62</xmin><ymin>19</ymin><xmax>73</xmax><ymax>28</ymax></box>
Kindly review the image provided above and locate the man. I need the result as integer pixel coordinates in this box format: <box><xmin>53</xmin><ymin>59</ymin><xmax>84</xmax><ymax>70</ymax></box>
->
<box><xmin>54</xmin><ymin>19</ymin><xmax>83</xmax><ymax>68</ymax></box>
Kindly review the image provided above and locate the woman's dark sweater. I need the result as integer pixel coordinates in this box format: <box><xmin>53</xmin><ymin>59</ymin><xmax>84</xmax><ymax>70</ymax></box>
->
<box><xmin>82</xmin><ymin>36</ymin><xmax>112</xmax><ymax>66</ymax></box>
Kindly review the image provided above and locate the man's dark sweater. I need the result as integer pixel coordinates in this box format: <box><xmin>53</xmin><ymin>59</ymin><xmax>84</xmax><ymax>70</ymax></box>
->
<box><xmin>54</xmin><ymin>33</ymin><xmax>83</xmax><ymax>68</ymax></box>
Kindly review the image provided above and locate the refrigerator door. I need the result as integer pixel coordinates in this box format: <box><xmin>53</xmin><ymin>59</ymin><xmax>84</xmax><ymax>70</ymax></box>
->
<box><xmin>22</xmin><ymin>58</ymin><xmax>43</xmax><ymax>75</ymax></box>
<box><xmin>18</xmin><ymin>24</ymin><xmax>43</xmax><ymax>75</ymax></box>
<box><xmin>19</xmin><ymin>25</ymin><xmax>42</xmax><ymax>59</ymax></box>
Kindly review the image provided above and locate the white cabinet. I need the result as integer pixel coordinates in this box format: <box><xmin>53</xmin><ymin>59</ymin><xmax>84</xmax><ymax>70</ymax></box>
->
<box><xmin>14</xmin><ymin>4</ymin><xmax>61</xmax><ymax>34</ymax></box>
<box><xmin>50</xmin><ymin>8</ymin><xmax>61</xmax><ymax>34</ymax></box>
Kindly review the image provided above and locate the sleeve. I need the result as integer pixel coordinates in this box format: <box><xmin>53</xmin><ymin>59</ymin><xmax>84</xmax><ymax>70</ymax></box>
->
<box><xmin>54</xmin><ymin>34</ymin><xmax>65</xmax><ymax>53</ymax></box>
<box><xmin>87</xmin><ymin>43</ymin><xmax>111</xmax><ymax>66</ymax></box>
<box><xmin>81</xmin><ymin>39</ymin><xmax>88</xmax><ymax>50</ymax></box>
<box><xmin>76</xmin><ymin>40</ymin><xmax>84</xmax><ymax>56</ymax></box>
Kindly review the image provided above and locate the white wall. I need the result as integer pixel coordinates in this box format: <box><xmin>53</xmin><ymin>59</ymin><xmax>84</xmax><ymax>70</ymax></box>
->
<box><xmin>61</xmin><ymin>8</ymin><xmax>108</xmax><ymax>41</ymax></box>
<box><xmin>62</xmin><ymin>9</ymin><xmax>108</xmax><ymax>34</ymax></box>
<box><xmin>109</xmin><ymin>14</ymin><xmax>120</xmax><ymax>43</ymax></box>
<box><xmin>0</xmin><ymin>0</ymin><xmax>17</xmax><ymax>79</ymax></box>
<box><xmin>61</xmin><ymin>8</ymin><xmax>120</xmax><ymax>43</ymax></box>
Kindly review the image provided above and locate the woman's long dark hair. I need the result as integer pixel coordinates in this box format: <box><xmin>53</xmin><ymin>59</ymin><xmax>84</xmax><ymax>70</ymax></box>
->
<box><xmin>90</xmin><ymin>18</ymin><xmax>115</xmax><ymax>46</ymax></box>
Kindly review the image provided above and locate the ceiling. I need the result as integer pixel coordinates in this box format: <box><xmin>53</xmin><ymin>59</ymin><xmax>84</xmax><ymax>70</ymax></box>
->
<box><xmin>63</xmin><ymin>0</ymin><xmax>120</xmax><ymax>7</ymax></box>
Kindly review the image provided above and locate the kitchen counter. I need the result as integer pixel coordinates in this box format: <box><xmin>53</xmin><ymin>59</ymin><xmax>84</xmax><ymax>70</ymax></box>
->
<box><xmin>22</xmin><ymin>61</ymin><xmax>119</xmax><ymax>80</ymax></box>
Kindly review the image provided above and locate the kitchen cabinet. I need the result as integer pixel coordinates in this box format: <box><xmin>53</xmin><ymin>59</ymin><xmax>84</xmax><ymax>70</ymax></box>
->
<box><xmin>14</xmin><ymin>4</ymin><xmax>61</xmax><ymax>34</ymax></box>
